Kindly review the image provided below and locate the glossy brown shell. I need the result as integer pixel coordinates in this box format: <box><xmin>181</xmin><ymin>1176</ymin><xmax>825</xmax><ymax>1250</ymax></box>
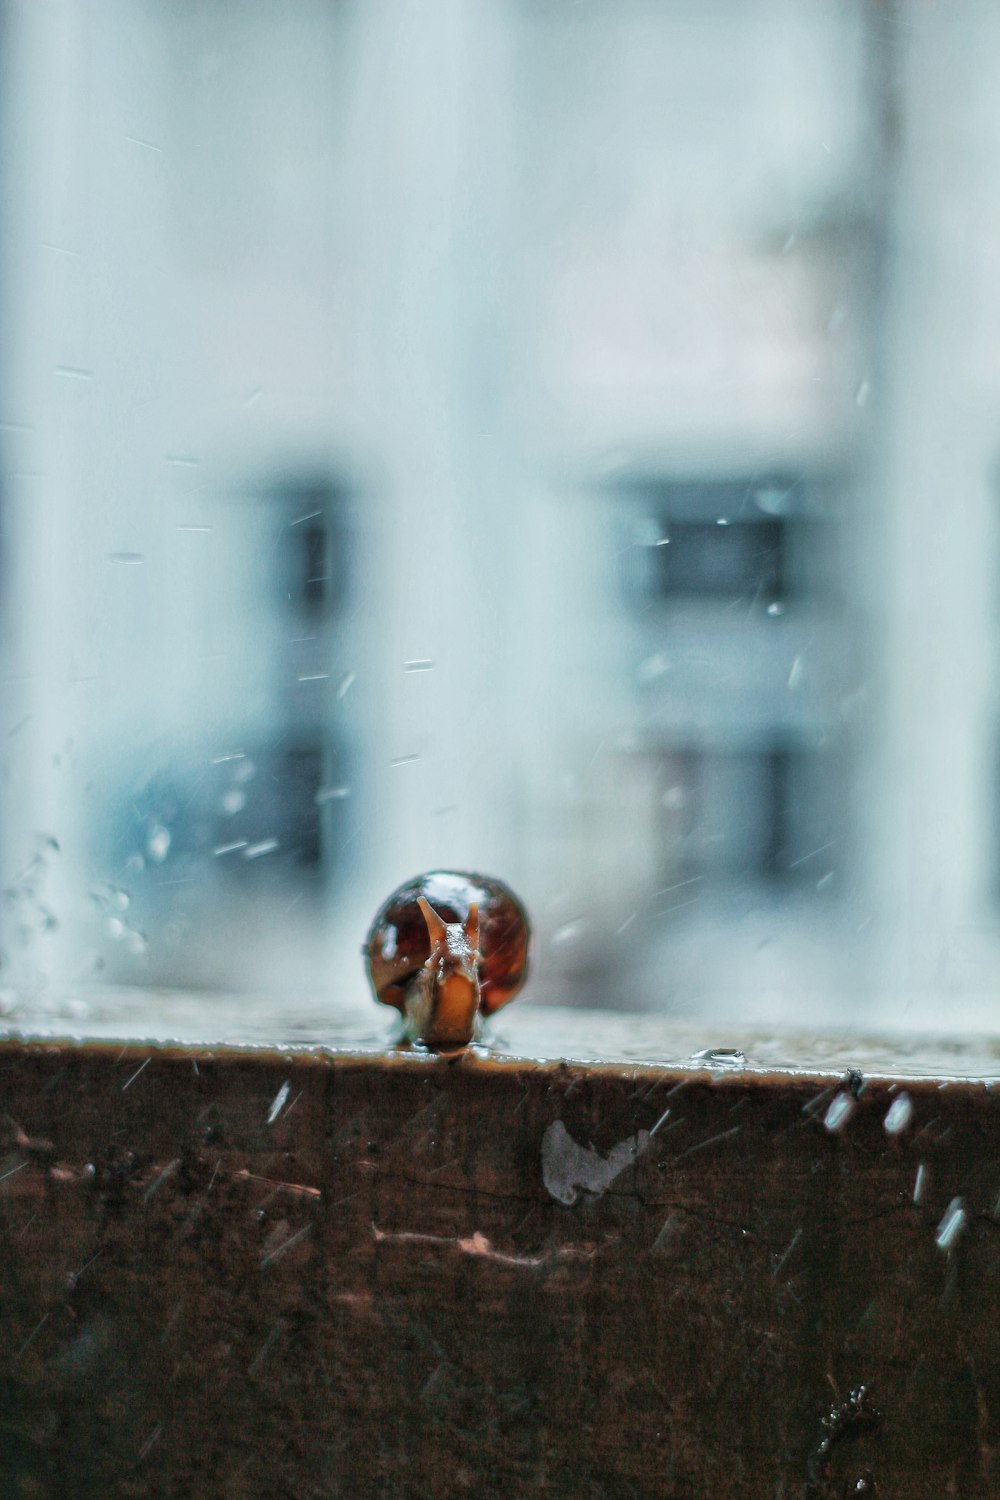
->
<box><xmin>364</xmin><ymin>870</ymin><xmax>530</xmax><ymax>1018</ymax></box>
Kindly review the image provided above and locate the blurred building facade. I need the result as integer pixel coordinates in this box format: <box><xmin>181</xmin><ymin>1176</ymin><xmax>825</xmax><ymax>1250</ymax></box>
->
<box><xmin>1</xmin><ymin>0</ymin><xmax>1000</xmax><ymax>1030</ymax></box>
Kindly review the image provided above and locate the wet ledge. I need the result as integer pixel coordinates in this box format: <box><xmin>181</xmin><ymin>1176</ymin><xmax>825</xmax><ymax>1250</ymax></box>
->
<box><xmin>4</xmin><ymin>986</ymin><xmax>1000</xmax><ymax>1080</ymax></box>
<box><xmin>1</xmin><ymin>1004</ymin><xmax>999</xmax><ymax>1496</ymax></box>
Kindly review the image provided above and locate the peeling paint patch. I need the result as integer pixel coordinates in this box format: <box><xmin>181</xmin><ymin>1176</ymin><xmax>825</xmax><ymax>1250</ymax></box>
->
<box><xmin>541</xmin><ymin>1119</ymin><xmax>651</xmax><ymax>1205</ymax></box>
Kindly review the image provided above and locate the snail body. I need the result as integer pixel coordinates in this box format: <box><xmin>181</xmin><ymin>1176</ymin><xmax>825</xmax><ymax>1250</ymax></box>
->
<box><xmin>364</xmin><ymin>870</ymin><xmax>530</xmax><ymax>1049</ymax></box>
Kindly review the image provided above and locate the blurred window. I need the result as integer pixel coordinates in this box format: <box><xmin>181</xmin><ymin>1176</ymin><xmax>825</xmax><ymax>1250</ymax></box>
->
<box><xmin>0</xmin><ymin>1</ymin><xmax>998</xmax><ymax>1033</ymax></box>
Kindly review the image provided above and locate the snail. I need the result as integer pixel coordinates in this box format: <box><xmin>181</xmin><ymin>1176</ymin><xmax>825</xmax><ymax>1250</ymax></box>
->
<box><xmin>364</xmin><ymin>871</ymin><xmax>530</xmax><ymax>1049</ymax></box>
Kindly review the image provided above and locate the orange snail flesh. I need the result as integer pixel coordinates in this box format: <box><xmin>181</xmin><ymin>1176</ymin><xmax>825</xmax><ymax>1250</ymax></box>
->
<box><xmin>364</xmin><ymin>871</ymin><xmax>530</xmax><ymax>1048</ymax></box>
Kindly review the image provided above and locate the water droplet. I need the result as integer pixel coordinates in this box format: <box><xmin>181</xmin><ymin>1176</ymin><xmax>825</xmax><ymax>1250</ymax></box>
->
<box><xmin>913</xmin><ymin>1162</ymin><xmax>927</xmax><ymax>1202</ymax></box>
<box><xmin>661</xmin><ymin>786</ymin><xmax>686</xmax><ymax>810</ymax></box>
<box><xmin>146</xmin><ymin>826</ymin><xmax>171</xmax><ymax>863</ymax></box>
<box><xmin>816</xmin><ymin>872</ymin><xmax>834</xmax><ymax>892</ymax></box>
<box><xmin>126</xmin><ymin>931</ymin><xmax>148</xmax><ymax>956</ymax></box>
<box><xmin>107</xmin><ymin>552</ymin><xmax>145</xmax><ymax>565</ymax></box>
<box><xmin>221</xmin><ymin>788</ymin><xmax>246</xmax><ymax>816</ymax></box>
<box><xmin>692</xmin><ymin>1048</ymin><xmax>746</xmax><ymax>1069</ymax></box>
<box><xmin>243</xmin><ymin>838</ymin><xmax>279</xmax><ymax>860</ymax></box>
<box><xmin>716</xmin><ymin>517</ymin><xmax>729</xmax><ymax>527</ymax></box>
<box><xmin>754</xmin><ymin>486</ymin><xmax>791</xmax><ymax>517</ymax></box>
<box><xmin>935</xmin><ymin>1197</ymin><xmax>966</xmax><ymax>1251</ymax></box>
<box><xmin>788</xmin><ymin>655</ymin><xmax>804</xmax><ymax>690</ymax></box>
<box><xmin>637</xmin><ymin>652</ymin><xmax>671</xmax><ymax>682</ymax></box>
<box><xmin>315</xmin><ymin>786</ymin><xmax>350</xmax><ymax>803</ymax></box>
<box><xmin>552</xmin><ymin>919</ymin><xmax>586</xmax><ymax>947</ymax></box>
<box><xmin>650</xmin><ymin>1212</ymin><xmax>689</xmax><ymax>1258</ymax></box>
<box><xmin>336</xmin><ymin>671</ymin><xmax>356</xmax><ymax>700</ymax></box>
<box><xmin>107</xmin><ymin>916</ymin><xmax>126</xmax><ymax>940</ymax></box>
<box><xmin>855</xmin><ymin>377</ymin><xmax>871</xmax><ymax>408</ymax></box>
<box><xmin>766</xmin><ymin>602</ymin><xmax>784</xmax><ymax>617</ymax></box>
<box><xmin>823</xmin><ymin>1092</ymin><xmax>854</xmax><ymax>1132</ymax></box>
<box><xmin>403</xmin><ymin>659</ymin><xmax>434</xmax><ymax>672</ymax></box>
<box><xmin>232</xmin><ymin>759</ymin><xmax>255</xmax><ymax>785</ymax></box>
<box><xmin>884</xmin><ymin>1092</ymin><xmax>914</xmax><ymax>1135</ymax></box>
<box><xmin>634</xmin><ymin>516</ymin><xmax>663</xmax><ymax>547</ymax></box>
<box><xmin>267</xmin><ymin>1080</ymin><xmax>291</xmax><ymax>1124</ymax></box>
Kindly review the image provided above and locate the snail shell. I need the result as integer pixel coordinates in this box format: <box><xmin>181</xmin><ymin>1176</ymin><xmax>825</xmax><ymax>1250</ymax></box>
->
<box><xmin>364</xmin><ymin>870</ymin><xmax>530</xmax><ymax>1048</ymax></box>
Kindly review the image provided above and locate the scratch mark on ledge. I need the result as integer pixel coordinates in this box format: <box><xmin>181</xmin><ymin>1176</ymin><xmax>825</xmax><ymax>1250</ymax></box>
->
<box><xmin>372</xmin><ymin>1222</ymin><xmax>594</xmax><ymax>1269</ymax></box>
<box><xmin>236</xmin><ymin>1169</ymin><xmax>321</xmax><ymax>1199</ymax></box>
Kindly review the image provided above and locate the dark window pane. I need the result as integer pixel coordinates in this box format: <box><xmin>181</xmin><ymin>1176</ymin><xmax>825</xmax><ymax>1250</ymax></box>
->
<box><xmin>299</xmin><ymin>521</ymin><xmax>330</xmax><ymax>613</ymax></box>
<box><xmin>653</xmin><ymin>518</ymin><xmax>785</xmax><ymax>601</ymax></box>
<box><xmin>280</xmin><ymin>745</ymin><xmax>324</xmax><ymax>869</ymax></box>
<box><xmin>612</xmin><ymin>473</ymin><xmax>817</xmax><ymax>609</ymax></box>
<box><xmin>275</xmin><ymin>478</ymin><xmax>350</xmax><ymax>619</ymax></box>
<box><xmin>654</xmin><ymin>744</ymin><xmax>813</xmax><ymax>886</ymax></box>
